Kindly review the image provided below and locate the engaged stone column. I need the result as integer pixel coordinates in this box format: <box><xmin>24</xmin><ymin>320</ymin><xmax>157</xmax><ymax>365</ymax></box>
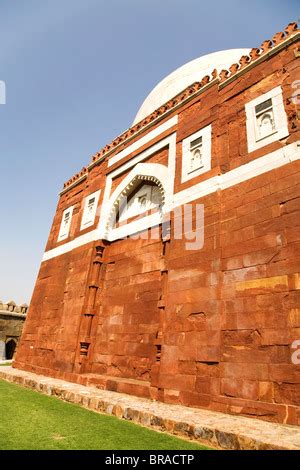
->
<box><xmin>73</xmin><ymin>242</ymin><xmax>107</xmax><ymax>373</ymax></box>
<box><xmin>0</xmin><ymin>340</ymin><xmax>6</xmax><ymax>360</ymax></box>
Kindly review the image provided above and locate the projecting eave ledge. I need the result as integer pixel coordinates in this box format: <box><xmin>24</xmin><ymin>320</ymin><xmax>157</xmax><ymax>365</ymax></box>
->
<box><xmin>219</xmin><ymin>31</ymin><xmax>300</xmax><ymax>89</ymax></box>
<box><xmin>88</xmin><ymin>80</ymin><xmax>218</xmax><ymax>167</ymax></box>
<box><xmin>58</xmin><ymin>80</ymin><xmax>217</xmax><ymax>197</ymax></box>
<box><xmin>59</xmin><ymin>174</ymin><xmax>88</xmax><ymax>196</ymax></box>
<box><xmin>0</xmin><ymin>310</ymin><xmax>27</xmax><ymax>319</ymax></box>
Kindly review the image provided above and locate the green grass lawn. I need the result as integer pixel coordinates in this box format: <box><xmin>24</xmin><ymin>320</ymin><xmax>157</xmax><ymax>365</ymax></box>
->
<box><xmin>0</xmin><ymin>379</ymin><xmax>211</xmax><ymax>450</ymax></box>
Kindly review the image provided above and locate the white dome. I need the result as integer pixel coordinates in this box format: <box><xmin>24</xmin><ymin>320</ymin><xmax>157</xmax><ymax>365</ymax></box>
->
<box><xmin>133</xmin><ymin>49</ymin><xmax>251</xmax><ymax>125</ymax></box>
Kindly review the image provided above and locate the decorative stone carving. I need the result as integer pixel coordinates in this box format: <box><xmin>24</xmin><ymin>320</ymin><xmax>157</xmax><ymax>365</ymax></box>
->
<box><xmin>0</xmin><ymin>300</ymin><xmax>28</xmax><ymax>315</ymax></box>
<box><xmin>285</xmin><ymin>22</ymin><xmax>298</xmax><ymax>36</ymax></box>
<box><xmin>249</xmin><ymin>48</ymin><xmax>260</xmax><ymax>60</ymax></box>
<box><xmin>20</xmin><ymin>304</ymin><xmax>28</xmax><ymax>314</ymax></box>
<box><xmin>229</xmin><ymin>63</ymin><xmax>240</xmax><ymax>76</ymax></box>
<box><xmin>260</xmin><ymin>39</ymin><xmax>273</xmax><ymax>53</ymax></box>
<box><xmin>7</xmin><ymin>301</ymin><xmax>16</xmax><ymax>312</ymax></box>
<box><xmin>219</xmin><ymin>69</ymin><xmax>229</xmax><ymax>82</ymax></box>
<box><xmin>272</xmin><ymin>32</ymin><xmax>285</xmax><ymax>45</ymax></box>
<box><xmin>118</xmin><ymin>183</ymin><xmax>163</xmax><ymax>223</ymax></box>
<box><xmin>239</xmin><ymin>55</ymin><xmax>250</xmax><ymax>68</ymax></box>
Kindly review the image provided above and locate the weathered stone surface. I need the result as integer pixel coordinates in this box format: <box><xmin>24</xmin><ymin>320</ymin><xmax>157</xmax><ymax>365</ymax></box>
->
<box><xmin>1</xmin><ymin>366</ymin><xmax>300</xmax><ymax>450</ymax></box>
<box><xmin>0</xmin><ymin>301</ymin><xmax>28</xmax><ymax>360</ymax></box>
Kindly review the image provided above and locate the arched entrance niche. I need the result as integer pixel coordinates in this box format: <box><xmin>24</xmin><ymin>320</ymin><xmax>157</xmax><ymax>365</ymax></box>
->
<box><xmin>5</xmin><ymin>338</ymin><xmax>17</xmax><ymax>360</ymax></box>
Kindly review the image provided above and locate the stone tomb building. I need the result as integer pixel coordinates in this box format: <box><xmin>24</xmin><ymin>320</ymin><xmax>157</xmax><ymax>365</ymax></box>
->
<box><xmin>14</xmin><ymin>23</ymin><xmax>300</xmax><ymax>425</ymax></box>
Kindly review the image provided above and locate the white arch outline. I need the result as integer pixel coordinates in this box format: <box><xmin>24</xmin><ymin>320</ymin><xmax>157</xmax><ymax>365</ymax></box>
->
<box><xmin>99</xmin><ymin>163</ymin><xmax>171</xmax><ymax>241</ymax></box>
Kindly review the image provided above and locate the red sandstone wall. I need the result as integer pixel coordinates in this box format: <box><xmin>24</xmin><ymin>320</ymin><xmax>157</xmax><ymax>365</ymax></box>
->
<box><xmin>15</xmin><ymin>242</ymin><xmax>95</xmax><ymax>374</ymax></box>
<box><xmin>91</xmin><ymin>237</ymin><xmax>163</xmax><ymax>381</ymax></box>
<box><xmin>14</xmin><ymin>35</ymin><xmax>300</xmax><ymax>425</ymax></box>
<box><xmin>159</xmin><ymin>160</ymin><xmax>300</xmax><ymax>424</ymax></box>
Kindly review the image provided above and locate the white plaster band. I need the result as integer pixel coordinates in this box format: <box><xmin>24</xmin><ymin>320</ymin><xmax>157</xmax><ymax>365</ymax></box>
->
<box><xmin>108</xmin><ymin>115</ymin><xmax>178</xmax><ymax>167</ymax></box>
<box><xmin>42</xmin><ymin>141</ymin><xmax>300</xmax><ymax>261</ymax></box>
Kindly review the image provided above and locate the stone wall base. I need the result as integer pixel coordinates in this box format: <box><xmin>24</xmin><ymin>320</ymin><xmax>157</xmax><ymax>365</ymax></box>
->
<box><xmin>3</xmin><ymin>366</ymin><xmax>299</xmax><ymax>450</ymax></box>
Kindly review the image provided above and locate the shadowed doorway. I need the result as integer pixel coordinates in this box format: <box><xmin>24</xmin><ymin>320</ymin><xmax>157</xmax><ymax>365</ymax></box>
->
<box><xmin>5</xmin><ymin>339</ymin><xmax>17</xmax><ymax>360</ymax></box>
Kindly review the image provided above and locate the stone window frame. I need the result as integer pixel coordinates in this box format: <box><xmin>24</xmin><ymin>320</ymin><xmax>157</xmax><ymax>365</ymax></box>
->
<box><xmin>80</xmin><ymin>189</ymin><xmax>101</xmax><ymax>231</ymax></box>
<box><xmin>99</xmin><ymin>133</ymin><xmax>176</xmax><ymax>242</ymax></box>
<box><xmin>57</xmin><ymin>206</ymin><xmax>74</xmax><ymax>241</ymax></box>
<box><xmin>181</xmin><ymin>124</ymin><xmax>212</xmax><ymax>183</ymax></box>
<box><xmin>245</xmin><ymin>86</ymin><xmax>289</xmax><ymax>153</ymax></box>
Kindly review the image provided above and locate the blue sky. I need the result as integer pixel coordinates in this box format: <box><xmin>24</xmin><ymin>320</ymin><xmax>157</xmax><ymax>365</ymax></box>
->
<box><xmin>0</xmin><ymin>0</ymin><xmax>298</xmax><ymax>304</ymax></box>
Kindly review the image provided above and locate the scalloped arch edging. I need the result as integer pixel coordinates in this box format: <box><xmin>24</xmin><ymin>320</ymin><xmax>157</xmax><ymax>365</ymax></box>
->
<box><xmin>101</xmin><ymin>163</ymin><xmax>171</xmax><ymax>241</ymax></box>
